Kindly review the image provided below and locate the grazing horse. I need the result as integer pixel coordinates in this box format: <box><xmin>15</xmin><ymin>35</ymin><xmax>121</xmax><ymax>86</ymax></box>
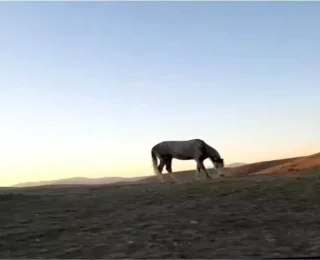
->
<box><xmin>151</xmin><ymin>139</ymin><xmax>225</xmax><ymax>183</ymax></box>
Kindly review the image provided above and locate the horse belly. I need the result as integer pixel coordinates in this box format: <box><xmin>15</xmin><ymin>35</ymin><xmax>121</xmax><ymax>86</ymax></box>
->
<box><xmin>173</xmin><ymin>155</ymin><xmax>193</xmax><ymax>160</ymax></box>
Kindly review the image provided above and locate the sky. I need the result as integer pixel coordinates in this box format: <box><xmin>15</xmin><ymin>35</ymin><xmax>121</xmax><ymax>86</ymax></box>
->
<box><xmin>0</xmin><ymin>2</ymin><xmax>319</xmax><ymax>186</ymax></box>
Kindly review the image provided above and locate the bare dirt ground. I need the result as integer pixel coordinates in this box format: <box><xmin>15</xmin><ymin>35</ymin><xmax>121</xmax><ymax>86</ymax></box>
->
<box><xmin>1</xmin><ymin>171</ymin><xmax>320</xmax><ymax>259</ymax></box>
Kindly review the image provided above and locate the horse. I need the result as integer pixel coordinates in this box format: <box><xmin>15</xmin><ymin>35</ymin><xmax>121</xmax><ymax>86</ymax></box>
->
<box><xmin>151</xmin><ymin>138</ymin><xmax>225</xmax><ymax>183</ymax></box>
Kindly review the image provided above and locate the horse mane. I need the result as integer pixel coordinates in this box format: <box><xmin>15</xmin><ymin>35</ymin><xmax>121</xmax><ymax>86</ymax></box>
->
<box><xmin>204</xmin><ymin>143</ymin><xmax>222</xmax><ymax>160</ymax></box>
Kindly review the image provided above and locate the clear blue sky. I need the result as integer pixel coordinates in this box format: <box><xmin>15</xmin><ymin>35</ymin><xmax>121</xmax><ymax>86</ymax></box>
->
<box><xmin>0</xmin><ymin>2</ymin><xmax>319</xmax><ymax>186</ymax></box>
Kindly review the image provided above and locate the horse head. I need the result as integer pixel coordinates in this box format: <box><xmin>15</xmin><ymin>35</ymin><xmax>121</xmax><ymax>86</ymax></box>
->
<box><xmin>213</xmin><ymin>157</ymin><xmax>224</xmax><ymax>168</ymax></box>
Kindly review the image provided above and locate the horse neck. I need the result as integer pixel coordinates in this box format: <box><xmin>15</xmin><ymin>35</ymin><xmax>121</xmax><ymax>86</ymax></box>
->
<box><xmin>206</xmin><ymin>144</ymin><xmax>221</xmax><ymax>160</ymax></box>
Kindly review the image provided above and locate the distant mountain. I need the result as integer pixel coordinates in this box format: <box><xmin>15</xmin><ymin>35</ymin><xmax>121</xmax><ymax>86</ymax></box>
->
<box><xmin>226</xmin><ymin>163</ymin><xmax>247</xmax><ymax>168</ymax></box>
<box><xmin>11</xmin><ymin>163</ymin><xmax>247</xmax><ymax>188</ymax></box>
<box><xmin>12</xmin><ymin>176</ymin><xmax>147</xmax><ymax>188</ymax></box>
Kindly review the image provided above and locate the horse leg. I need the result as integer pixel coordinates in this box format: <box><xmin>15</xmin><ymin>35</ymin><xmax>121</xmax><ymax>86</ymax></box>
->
<box><xmin>195</xmin><ymin>164</ymin><xmax>201</xmax><ymax>180</ymax></box>
<box><xmin>165</xmin><ymin>159</ymin><xmax>180</xmax><ymax>183</ymax></box>
<box><xmin>197</xmin><ymin>160</ymin><xmax>212</xmax><ymax>179</ymax></box>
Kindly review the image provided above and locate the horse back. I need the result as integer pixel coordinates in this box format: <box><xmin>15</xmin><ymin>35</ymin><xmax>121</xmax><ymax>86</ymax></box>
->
<box><xmin>152</xmin><ymin>139</ymin><xmax>207</xmax><ymax>159</ymax></box>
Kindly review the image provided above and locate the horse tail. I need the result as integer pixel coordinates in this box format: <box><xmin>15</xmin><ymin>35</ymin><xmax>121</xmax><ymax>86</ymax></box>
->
<box><xmin>151</xmin><ymin>147</ymin><xmax>165</xmax><ymax>183</ymax></box>
<box><xmin>151</xmin><ymin>150</ymin><xmax>159</xmax><ymax>175</ymax></box>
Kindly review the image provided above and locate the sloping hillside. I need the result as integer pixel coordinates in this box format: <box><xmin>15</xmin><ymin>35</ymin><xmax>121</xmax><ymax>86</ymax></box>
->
<box><xmin>225</xmin><ymin>157</ymin><xmax>302</xmax><ymax>177</ymax></box>
<box><xmin>251</xmin><ymin>152</ymin><xmax>320</xmax><ymax>175</ymax></box>
<box><xmin>138</xmin><ymin>153</ymin><xmax>319</xmax><ymax>183</ymax></box>
<box><xmin>2</xmin><ymin>173</ymin><xmax>320</xmax><ymax>258</ymax></box>
<box><xmin>10</xmin><ymin>154</ymin><xmax>319</xmax><ymax>187</ymax></box>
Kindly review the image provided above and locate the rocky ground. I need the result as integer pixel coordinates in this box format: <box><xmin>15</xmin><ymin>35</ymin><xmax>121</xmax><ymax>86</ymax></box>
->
<box><xmin>1</xmin><ymin>172</ymin><xmax>320</xmax><ymax>258</ymax></box>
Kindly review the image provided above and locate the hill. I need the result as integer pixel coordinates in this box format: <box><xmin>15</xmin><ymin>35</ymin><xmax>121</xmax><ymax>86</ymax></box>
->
<box><xmin>10</xmin><ymin>153</ymin><xmax>319</xmax><ymax>188</ymax></box>
<box><xmin>227</xmin><ymin>162</ymin><xmax>247</xmax><ymax>168</ymax></box>
<box><xmin>137</xmin><ymin>152</ymin><xmax>319</xmax><ymax>183</ymax></box>
<box><xmin>12</xmin><ymin>176</ymin><xmax>147</xmax><ymax>188</ymax></box>
<box><xmin>1</xmin><ymin>172</ymin><xmax>320</xmax><ymax>258</ymax></box>
<box><xmin>251</xmin><ymin>152</ymin><xmax>320</xmax><ymax>175</ymax></box>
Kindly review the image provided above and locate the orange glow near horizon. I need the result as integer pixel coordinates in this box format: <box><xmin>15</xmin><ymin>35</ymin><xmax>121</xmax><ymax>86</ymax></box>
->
<box><xmin>1</xmin><ymin>141</ymin><xmax>319</xmax><ymax>187</ymax></box>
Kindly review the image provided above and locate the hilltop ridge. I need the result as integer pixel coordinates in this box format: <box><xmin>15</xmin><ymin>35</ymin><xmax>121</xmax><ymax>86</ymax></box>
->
<box><xmin>9</xmin><ymin>153</ymin><xmax>319</xmax><ymax>188</ymax></box>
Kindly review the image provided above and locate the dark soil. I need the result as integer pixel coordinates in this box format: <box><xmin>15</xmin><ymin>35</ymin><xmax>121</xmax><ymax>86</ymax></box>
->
<box><xmin>1</xmin><ymin>173</ymin><xmax>320</xmax><ymax>258</ymax></box>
